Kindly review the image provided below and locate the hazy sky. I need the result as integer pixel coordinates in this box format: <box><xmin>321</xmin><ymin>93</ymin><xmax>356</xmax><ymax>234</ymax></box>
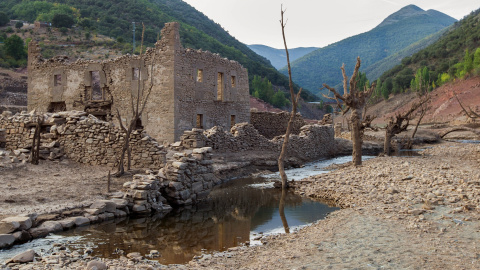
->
<box><xmin>182</xmin><ymin>0</ymin><xmax>479</xmax><ymax>49</ymax></box>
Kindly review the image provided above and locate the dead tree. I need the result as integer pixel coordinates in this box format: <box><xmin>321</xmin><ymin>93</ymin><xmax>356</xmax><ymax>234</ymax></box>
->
<box><xmin>29</xmin><ymin>114</ymin><xmax>43</xmax><ymax>165</ymax></box>
<box><xmin>454</xmin><ymin>92</ymin><xmax>479</xmax><ymax>121</ymax></box>
<box><xmin>115</xmin><ymin>23</ymin><xmax>155</xmax><ymax>176</ymax></box>
<box><xmin>384</xmin><ymin>95</ymin><xmax>430</xmax><ymax>155</ymax></box>
<box><xmin>278</xmin><ymin>6</ymin><xmax>302</xmax><ymax>189</ymax></box>
<box><xmin>323</xmin><ymin>57</ymin><xmax>376</xmax><ymax>166</ymax></box>
<box><xmin>406</xmin><ymin>93</ymin><xmax>431</xmax><ymax>148</ymax></box>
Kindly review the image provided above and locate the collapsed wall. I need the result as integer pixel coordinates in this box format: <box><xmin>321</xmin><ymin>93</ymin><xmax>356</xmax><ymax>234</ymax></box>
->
<box><xmin>0</xmin><ymin>111</ymin><xmax>165</xmax><ymax>168</ymax></box>
<box><xmin>250</xmin><ymin>111</ymin><xmax>306</xmax><ymax>139</ymax></box>
<box><xmin>200</xmin><ymin>122</ymin><xmax>336</xmax><ymax>161</ymax></box>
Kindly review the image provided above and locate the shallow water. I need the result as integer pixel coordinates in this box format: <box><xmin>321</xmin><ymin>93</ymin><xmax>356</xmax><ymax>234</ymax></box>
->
<box><xmin>52</xmin><ymin>178</ymin><xmax>338</xmax><ymax>265</ymax></box>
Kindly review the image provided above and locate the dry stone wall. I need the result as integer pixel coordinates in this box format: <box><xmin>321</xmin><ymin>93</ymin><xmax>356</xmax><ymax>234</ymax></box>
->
<box><xmin>250</xmin><ymin>111</ymin><xmax>306</xmax><ymax>139</ymax></box>
<box><xmin>0</xmin><ymin>111</ymin><xmax>165</xmax><ymax>168</ymax></box>
<box><xmin>159</xmin><ymin>147</ymin><xmax>220</xmax><ymax>205</ymax></box>
<box><xmin>202</xmin><ymin>122</ymin><xmax>335</xmax><ymax>161</ymax></box>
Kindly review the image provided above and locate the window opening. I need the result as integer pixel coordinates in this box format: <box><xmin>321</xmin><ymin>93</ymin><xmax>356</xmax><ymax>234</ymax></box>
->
<box><xmin>217</xmin><ymin>72</ymin><xmax>224</xmax><ymax>101</ymax></box>
<box><xmin>196</xmin><ymin>114</ymin><xmax>204</xmax><ymax>129</ymax></box>
<box><xmin>47</xmin><ymin>101</ymin><xmax>66</xmax><ymax>113</ymax></box>
<box><xmin>231</xmin><ymin>76</ymin><xmax>236</xmax><ymax>88</ymax></box>
<box><xmin>197</xmin><ymin>69</ymin><xmax>203</xmax><ymax>82</ymax></box>
<box><xmin>230</xmin><ymin>115</ymin><xmax>236</xmax><ymax>128</ymax></box>
<box><xmin>90</xmin><ymin>71</ymin><xmax>102</xmax><ymax>100</ymax></box>
<box><xmin>132</xmin><ymin>67</ymin><xmax>140</xmax><ymax>80</ymax></box>
<box><xmin>54</xmin><ymin>74</ymin><xmax>62</xmax><ymax>86</ymax></box>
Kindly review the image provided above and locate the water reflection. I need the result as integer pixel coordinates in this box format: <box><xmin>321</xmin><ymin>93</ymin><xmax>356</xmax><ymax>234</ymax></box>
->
<box><xmin>58</xmin><ymin>177</ymin><xmax>339</xmax><ymax>265</ymax></box>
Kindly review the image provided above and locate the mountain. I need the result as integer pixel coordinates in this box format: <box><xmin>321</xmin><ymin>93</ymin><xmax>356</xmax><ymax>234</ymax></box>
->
<box><xmin>377</xmin><ymin>7</ymin><xmax>480</xmax><ymax>93</ymax></box>
<box><xmin>247</xmin><ymin>45</ymin><xmax>319</xmax><ymax>70</ymax></box>
<box><xmin>281</xmin><ymin>5</ymin><xmax>456</xmax><ymax>97</ymax></box>
<box><xmin>0</xmin><ymin>0</ymin><xmax>317</xmax><ymax>101</ymax></box>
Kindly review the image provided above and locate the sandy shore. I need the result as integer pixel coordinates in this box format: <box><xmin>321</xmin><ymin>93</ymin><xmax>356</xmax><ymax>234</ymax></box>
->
<box><xmin>1</xmin><ymin>141</ymin><xmax>479</xmax><ymax>269</ymax></box>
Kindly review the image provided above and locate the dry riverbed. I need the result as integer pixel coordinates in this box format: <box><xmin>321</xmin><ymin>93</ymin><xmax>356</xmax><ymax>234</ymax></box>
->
<box><xmin>1</xmin><ymin>141</ymin><xmax>480</xmax><ymax>269</ymax></box>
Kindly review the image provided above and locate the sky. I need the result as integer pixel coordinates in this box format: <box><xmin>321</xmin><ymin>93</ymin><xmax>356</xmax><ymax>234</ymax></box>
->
<box><xmin>182</xmin><ymin>0</ymin><xmax>479</xmax><ymax>49</ymax></box>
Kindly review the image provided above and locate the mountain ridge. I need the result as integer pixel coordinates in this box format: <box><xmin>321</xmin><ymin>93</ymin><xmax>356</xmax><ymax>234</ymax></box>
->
<box><xmin>281</xmin><ymin>4</ymin><xmax>456</xmax><ymax>97</ymax></box>
<box><xmin>247</xmin><ymin>44</ymin><xmax>319</xmax><ymax>70</ymax></box>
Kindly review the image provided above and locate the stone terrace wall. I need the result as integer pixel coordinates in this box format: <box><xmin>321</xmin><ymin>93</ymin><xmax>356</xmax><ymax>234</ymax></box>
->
<box><xmin>203</xmin><ymin>122</ymin><xmax>335</xmax><ymax>161</ymax></box>
<box><xmin>0</xmin><ymin>111</ymin><xmax>165</xmax><ymax>168</ymax></box>
<box><xmin>250</xmin><ymin>111</ymin><xmax>306</xmax><ymax>139</ymax></box>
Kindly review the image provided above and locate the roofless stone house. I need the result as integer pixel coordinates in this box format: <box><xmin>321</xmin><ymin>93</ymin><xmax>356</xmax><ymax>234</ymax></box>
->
<box><xmin>27</xmin><ymin>22</ymin><xmax>250</xmax><ymax>143</ymax></box>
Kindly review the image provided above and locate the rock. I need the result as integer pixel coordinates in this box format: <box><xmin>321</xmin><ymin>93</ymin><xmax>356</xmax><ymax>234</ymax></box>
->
<box><xmin>111</xmin><ymin>198</ymin><xmax>128</xmax><ymax>208</ymax></box>
<box><xmin>86</xmin><ymin>260</ymin><xmax>107</xmax><ymax>270</ymax></box>
<box><xmin>2</xmin><ymin>216</ymin><xmax>33</xmax><ymax>231</ymax></box>
<box><xmin>58</xmin><ymin>219</ymin><xmax>76</xmax><ymax>229</ymax></box>
<box><xmin>0</xmin><ymin>220</ymin><xmax>20</xmax><ymax>234</ymax></box>
<box><xmin>9</xmin><ymin>249</ymin><xmax>35</xmax><ymax>263</ymax></box>
<box><xmin>71</xmin><ymin>217</ymin><xmax>90</xmax><ymax>227</ymax></box>
<box><xmin>12</xmin><ymin>230</ymin><xmax>31</xmax><ymax>243</ymax></box>
<box><xmin>0</xmin><ymin>234</ymin><xmax>15</xmax><ymax>248</ymax></box>
<box><xmin>90</xmin><ymin>200</ymin><xmax>117</xmax><ymax>213</ymax></box>
<box><xmin>29</xmin><ymin>221</ymin><xmax>62</xmax><ymax>238</ymax></box>
<box><xmin>408</xmin><ymin>209</ymin><xmax>426</xmax><ymax>215</ymax></box>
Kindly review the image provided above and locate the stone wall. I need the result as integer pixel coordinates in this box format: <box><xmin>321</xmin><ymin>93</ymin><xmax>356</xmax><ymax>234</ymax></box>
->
<box><xmin>250</xmin><ymin>111</ymin><xmax>306</xmax><ymax>139</ymax></box>
<box><xmin>203</xmin><ymin>122</ymin><xmax>335</xmax><ymax>161</ymax></box>
<box><xmin>159</xmin><ymin>147</ymin><xmax>220</xmax><ymax>205</ymax></box>
<box><xmin>0</xmin><ymin>111</ymin><xmax>165</xmax><ymax>168</ymax></box>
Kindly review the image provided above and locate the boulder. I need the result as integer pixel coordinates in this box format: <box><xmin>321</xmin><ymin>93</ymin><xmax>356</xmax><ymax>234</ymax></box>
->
<box><xmin>86</xmin><ymin>260</ymin><xmax>107</xmax><ymax>270</ymax></box>
<box><xmin>0</xmin><ymin>220</ymin><xmax>20</xmax><ymax>234</ymax></box>
<box><xmin>2</xmin><ymin>216</ymin><xmax>33</xmax><ymax>231</ymax></box>
<box><xmin>72</xmin><ymin>217</ymin><xmax>90</xmax><ymax>227</ymax></box>
<box><xmin>0</xmin><ymin>234</ymin><xmax>15</xmax><ymax>248</ymax></box>
<box><xmin>90</xmin><ymin>200</ymin><xmax>117</xmax><ymax>213</ymax></box>
<box><xmin>9</xmin><ymin>249</ymin><xmax>35</xmax><ymax>263</ymax></box>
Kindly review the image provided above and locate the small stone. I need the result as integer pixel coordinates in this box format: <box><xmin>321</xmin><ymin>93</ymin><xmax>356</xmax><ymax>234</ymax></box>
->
<box><xmin>86</xmin><ymin>260</ymin><xmax>107</xmax><ymax>270</ymax></box>
<box><xmin>9</xmin><ymin>249</ymin><xmax>35</xmax><ymax>263</ymax></box>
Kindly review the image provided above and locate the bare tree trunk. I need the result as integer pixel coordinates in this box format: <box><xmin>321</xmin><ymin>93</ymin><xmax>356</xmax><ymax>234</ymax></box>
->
<box><xmin>29</xmin><ymin>115</ymin><xmax>42</xmax><ymax>165</ymax></box>
<box><xmin>278</xmin><ymin>6</ymin><xmax>302</xmax><ymax>189</ymax></box>
<box><xmin>279</xmin><ymin>188</ymin><xmax>290</xmax><ymax>234</ymax></box>
<box><xmin>350</xmin><ymin>109</ymin><xmax>362</xmax><ymax>166</ymax></box>
<box><xmin>384</xmin><ymin>132</ymin><xmax>393</xmax><ymax>156</ymax></box>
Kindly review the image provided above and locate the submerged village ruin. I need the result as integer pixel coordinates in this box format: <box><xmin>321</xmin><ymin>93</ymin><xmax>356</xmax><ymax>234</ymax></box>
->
<box><xmin>0</xmin><ymin>20</ymin><xmax>479</xmax><ymax>269</ymax></box>
<box><xmin>0</xmin><ymin>22</ymin><xmax>338</xmax><ymax>252</ymax></box>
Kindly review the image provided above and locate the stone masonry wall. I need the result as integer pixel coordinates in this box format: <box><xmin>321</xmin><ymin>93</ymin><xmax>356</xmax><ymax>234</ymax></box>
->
<box><xmin>203</xmin><ymin>122</ymin><xmax>335</xmax><ymax>161</ymax></box>
<box><xmin>250</xmin><ymin>111</ymin><xmax>306</xmax><ymax>139</ymax></box>
<box><xmin>0</xmin><ymin>111</ymin><xmax>165</xmax><ymax>168</ymax></box>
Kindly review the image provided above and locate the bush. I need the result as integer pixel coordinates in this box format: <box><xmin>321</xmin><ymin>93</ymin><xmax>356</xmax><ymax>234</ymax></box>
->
<box><xmin>0</xmin><ymin>12</ymin><xmax>8</xmax><ymax>27</ymax></box>
<box><xmin>15</xmin><ymin>21</ymin><xmax>23</xmax><ymax>29</ymax></box>
<box><xmin>52</xmin><ymin>14</ymin><xmax>74</xmax><ymax>28</ymax></box>
<box><xmin>4</xmin><ymin>35</ymin><xmax>26</xmax><ymax>60</ymax></box>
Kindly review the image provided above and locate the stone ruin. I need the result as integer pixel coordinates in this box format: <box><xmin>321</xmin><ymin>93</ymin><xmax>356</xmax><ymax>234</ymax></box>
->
<box><xmin>27</xmin><ymin>22</ymin><xmax>250</xmax><ymax>145</ymax></box>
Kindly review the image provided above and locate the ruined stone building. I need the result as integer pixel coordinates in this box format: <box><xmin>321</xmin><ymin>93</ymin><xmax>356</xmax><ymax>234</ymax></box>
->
<box><xmin>27</xmin><ymin>22</ymin><xmax>250</xmax><ymax>143</ymax></box>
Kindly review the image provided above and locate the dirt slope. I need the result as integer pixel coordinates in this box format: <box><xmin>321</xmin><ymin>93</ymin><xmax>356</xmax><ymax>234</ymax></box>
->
<box><xmin>339</xmin><ymin>76</ymin><xmax>480</xmax><ymax>126</ymax></box>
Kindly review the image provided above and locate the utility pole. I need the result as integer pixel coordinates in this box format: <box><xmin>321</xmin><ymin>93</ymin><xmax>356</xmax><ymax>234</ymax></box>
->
<box><xmin>132</xmin><ymin>22</ymin><xmax>135</xmax><ymax>54</ymax></box>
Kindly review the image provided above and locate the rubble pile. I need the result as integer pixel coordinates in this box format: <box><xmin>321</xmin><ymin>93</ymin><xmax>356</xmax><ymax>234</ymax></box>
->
<box><xmin>122</xmin><ymin>174</ymin><xmax>172</xmax><ymax>215</ymax></box>
<box><xmin>179</xmin><ymin>128</ymin><xmax>206</xmax><ymax>149</ymax></box>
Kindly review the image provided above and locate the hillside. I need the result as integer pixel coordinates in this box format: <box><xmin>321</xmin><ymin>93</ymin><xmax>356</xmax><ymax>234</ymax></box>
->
<box><xmin>0</xmin><ymin>0</ymin><xmax>317</xmax><ymax>102</ymax></box>
<box><xmin>364</xmin><ymin>75</ymin><xmax>480</xmax><ymax>126</ymax></box>
<box><xmin>247</xmin><ymin>45</ymin><xmax>318</xmax><ymax>70</ymax></box>
<box><xmin>377</xmin><ymin>7</ymin><xmax>480</xmax><ymax>96</ymax></box>
<box><xmin>281</xmin><ymin>5</ymin><xmax>456</xmax><ymax>97</ymax></box>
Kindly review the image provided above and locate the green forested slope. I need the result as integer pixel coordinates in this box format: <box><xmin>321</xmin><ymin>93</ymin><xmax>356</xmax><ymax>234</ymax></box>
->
<box><xmin>281</xmin><ymin>5</ymin><xmax>456</xmax><ymax>97</ymax></box>
<box><xmin>0</xmin><ymin>0</ymin><xmax>317</xmax><ymax>101</ymax></box>
<box><xmin>377</xmin><ymin>7</ymin><xmax>480</xmax><ymax>95</ymax></box>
